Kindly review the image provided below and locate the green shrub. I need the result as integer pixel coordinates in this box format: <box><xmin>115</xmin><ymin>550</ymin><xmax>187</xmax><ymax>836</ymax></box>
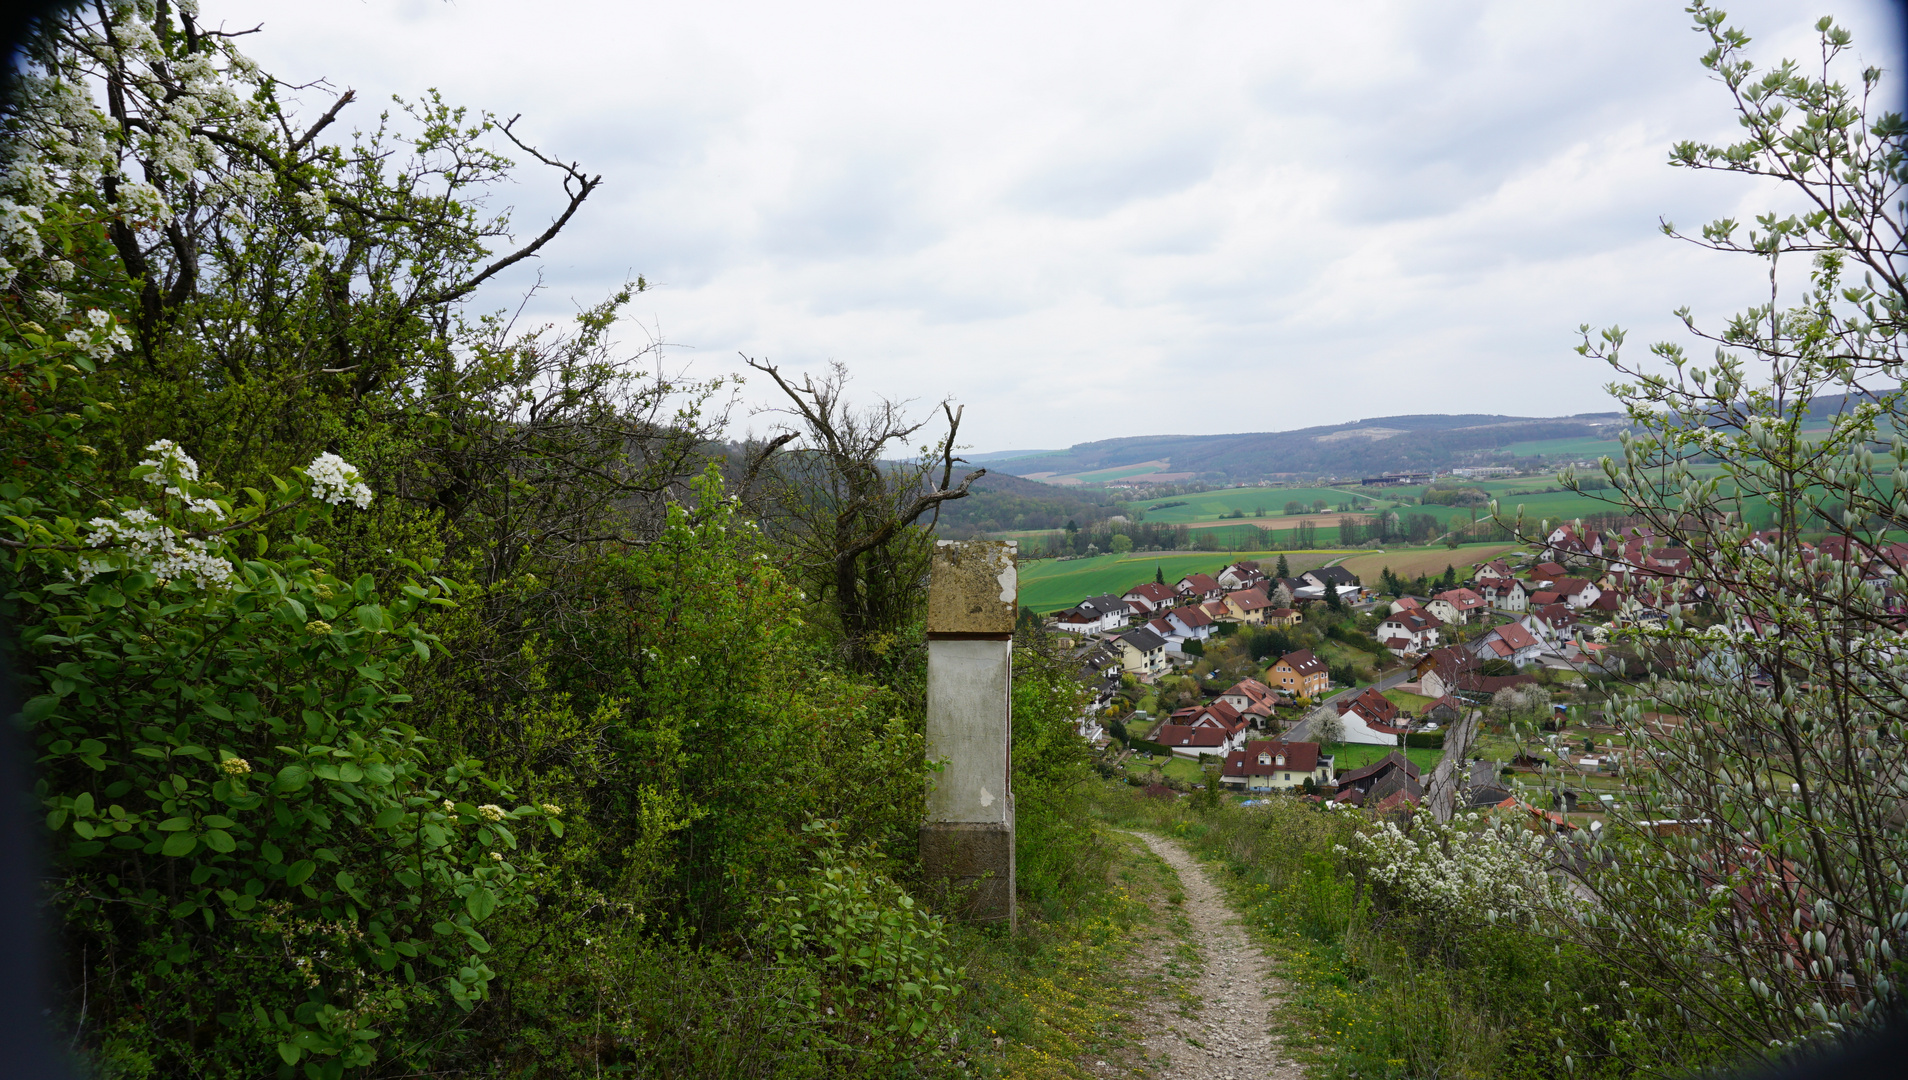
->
<box><xmin>762</xmin><ymin>822</ymin><xmax>962</xmax><ymax>1063</ymax></box>
<box><xmin>3</xmin><ymin>343</ymin><xmax>555</xmax><ymax>1076</ymax></box>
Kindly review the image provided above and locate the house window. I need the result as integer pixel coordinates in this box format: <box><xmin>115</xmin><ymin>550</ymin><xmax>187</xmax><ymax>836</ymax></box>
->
<box><xmin>1284</xmin><ymin>773</ymin><xmax>1291</xmax><ymax>781</ymax></box>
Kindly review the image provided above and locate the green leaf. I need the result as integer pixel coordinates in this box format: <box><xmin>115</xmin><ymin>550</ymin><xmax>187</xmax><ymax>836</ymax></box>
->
<box><xmin>277</xmin><ymin>1042</ymin><xmax>301</xmax><ymax>1066</ymax></box>
<box><xmin>157</xmin><ymin>816</ymin><xmax>193</xmax><ymax>832</ymax></box>
<box><xmin>85</xmin><ymin>582</ymin><xmax>123</xmax><ymax>608</ymax></box>
<box><xmin>72</xmin><ymin>792</ymin><xmax>94</xmax><ymax>817</ymax></box>
<box><xmin>372</xmin><ymin>807</ymin><xmax>404</xmax><ymax>829</ymax></box>
<box><xmin>202</xmin><ymin>829</ymin><xmax>236</xmax><ymax>853</ymax></box>
<box><xmin>202</xmin><ymin>815</ymin><xmax>235</xmax><ymax>829</ymax></box>
<box><xmin>336</xmin><ymin>871</ymin><xmax>356</xmax><ymax>893</ymax></box>
<box><xmin>162</xmin><ymin>831</ymin><xmax>198</xmax><ymax>857</ymax></box>
<box><xmin>354</xmin><ymin>574</ymin><xmax>375</xmax><ymax>600</ymax></box>
<box><xmin>275</xmin><ymin>765</ymin><xmax>310</xmax><ymax>792</ymax></box>
<box><xmin>465</xmin><ymin>887</ymin><xmax>496</xmax><ymax>921</ymax></box>
<box><xmin>286</xmin><ymin>859</ymin><xmax>316</xmax><ymax>886</ymax></box>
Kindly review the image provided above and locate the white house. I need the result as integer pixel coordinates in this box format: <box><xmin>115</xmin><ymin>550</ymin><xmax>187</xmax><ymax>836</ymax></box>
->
<box><xmin>1549</xmin><ymin>577</ymin><xmax>1602</xmax><ymax>611</ymax></box>
<box><xmin>1121</xmin><ymin>582</ymin><xmax>1178</xmax><ymax>615</ymax></box>
<box><xmin>1469</xmin><ymin>621</ymin><xmax>1550</xmax><ymax>667</ymax></box>
<box><xmin>1144</xmin><ymin>616</ymin><xmax>1187</xmax><ymax>653</ymax></box>
<box><xmin>1478</xmin><ymin>578</ymin><xmax>1528</xmax><ymax>612</ymax></box>
<box><xmin>1164</xmin><ymin>605</ymin><xmax>1218</xmax><ymax>644</ymax></box>
<box><xmin>1052</xmin><ymin>607</ymin><xmax>1119</xmax><ymax>635</ymax></box>
<box><xmin>1376</xmin><ymin>610</ymin><xmax>1443</xmax><ymax>655</ymax></box>
<box><xmin>1153</xmin><ymin>722</ymin><xmax>1244</xmax><ymax>759</ymax></box>
<box><xmin>1521</xmin><ymin>604</ymin><xmax>1578</xmax><ymax>648</ymax></box>
<box><xmin>1217</xmin><ymin>561</ymin><xmax>1267</xmax><ymax>589</ymax></box>
<box><xmin>1174</xmin><ymin>574</ymin><xmax>1225</xmax><ymax>602</ymax></box>
<box><xmin>1332</xmin><ymin>688</ymin><xmax>1408</xmax><ymax>746</ymax></box>
<box><xmin>1428</xmin><ymin>588</ymin><xmax>1486</xmax><ymax>625</ymax></box>
<box><xmin>1221</xmin><ymin>740</ymin><xmax>1334</xmax><ymax>791</ymax></box>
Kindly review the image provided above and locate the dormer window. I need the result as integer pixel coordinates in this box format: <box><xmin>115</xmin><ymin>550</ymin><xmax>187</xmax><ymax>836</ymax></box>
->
<box><xmin>1258</xmin><ymin>753</ymin><xmax>1270</xmax><ymax>766</ymax></box>
<box><xmin>1275</xmin><ymin>754</ymin><xmax>1286</xmax><ymax>766</ymax></box>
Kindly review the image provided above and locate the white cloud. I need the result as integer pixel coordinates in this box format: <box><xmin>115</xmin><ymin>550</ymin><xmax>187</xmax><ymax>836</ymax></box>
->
<box><xmin>218</xmin><ymin>0</ymin><xmax>1902</xmax><ymax>449</ymax></box>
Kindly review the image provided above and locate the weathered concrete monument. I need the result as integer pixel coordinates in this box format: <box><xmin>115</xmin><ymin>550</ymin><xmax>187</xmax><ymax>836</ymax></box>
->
<box><xmin>920</xmin><ymin>539</ymin><xmax>1017</xmax><ymax>928</ymax></box>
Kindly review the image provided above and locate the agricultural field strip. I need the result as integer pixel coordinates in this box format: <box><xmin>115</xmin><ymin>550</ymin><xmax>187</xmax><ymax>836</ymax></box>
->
<box><xmin>1016</xmin><ymin>549</ymin><xmax>1345</xmax><ymax>613</ymax></box>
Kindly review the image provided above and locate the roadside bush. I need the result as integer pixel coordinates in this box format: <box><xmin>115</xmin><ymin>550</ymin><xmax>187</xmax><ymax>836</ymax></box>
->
<box><xmin>762</xmin><ymin>821</ymin><xmax>963</xmax><ymax>1066</ymax></box>
<box><xmin>3</xmin><ymin>342</ymin><xmax>555</xmax><ymax>1076</ymax></box>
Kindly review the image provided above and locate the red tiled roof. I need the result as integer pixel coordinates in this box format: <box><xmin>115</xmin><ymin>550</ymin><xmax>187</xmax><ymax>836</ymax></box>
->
<box><xmin>1434</xmin><ymin>588</ymin><xmax>1485</xmax><ymax>610</ymax></box>
<box><xmin>1124</xmin><ymin>582</ymin><xmax>1178</xmax><ymax>604</ymax></box>
<box><xmin>1225</xmin><ymin>678</ymin><xmax>1277</xmax><ymax>704</ymax></box>
<box><xmin>1338</xmin><ymin>686</ymin><xmax>1399</xmax><ymax>723</ymax></box>
<box><xmin>1383</xmin><ymin>637</ymin><xmax>1412</xmax><ymax>651</ymax></box>
<box><xmin>1493</xmin><ymin>622</ymin><xmax>1540</xmax><ymax>651</ymax></box>
<box><xmin>1153</xmin><ymin>724</ymin><xmax>1229</xmax><ymax>748</ymax></box>
<box><xmin>1276</xmin><ymin>649</ymin><xmax>1325</xmax><ymax>675</ymax></box>
<box><xmin>1222</xmin><ymin>739</ymin><xmax>1322</xmax><ymax>778</ymax></box>
<box><xmin>1169</xmin><ymin>605</ymin><xmax>1215</xmax><ymax>628</ymax></box>
<box><xmin>1228</xmin><ymin>588</ymin><xmax>1271</xmax><ymax>611</ymax></box>
<box><xmin>1178</xmin><ymin>574</ymin><xmax>1222</xmax><ymax>593</ymax></box>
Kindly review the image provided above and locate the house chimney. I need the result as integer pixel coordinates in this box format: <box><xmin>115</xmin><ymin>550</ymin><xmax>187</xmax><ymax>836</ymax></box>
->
<box><xmin>920</xmin><ymin>539</ymin><xmax>1017</xmax><ymax>928</ymax></box>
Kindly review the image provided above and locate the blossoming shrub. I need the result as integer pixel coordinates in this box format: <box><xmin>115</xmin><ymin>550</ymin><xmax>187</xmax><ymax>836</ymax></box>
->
<box><xmin>1342</xmin><ymin>814</ymin><xmax>1572</xmax><ymax>944</ymax></box>
<box><xmin>3</xmin><ymin>332</ymin><xmax>554</xmax><ymax>1077</ymax></box>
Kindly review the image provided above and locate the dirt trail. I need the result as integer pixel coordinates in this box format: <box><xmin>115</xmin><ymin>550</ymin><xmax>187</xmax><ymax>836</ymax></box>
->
<box><xmin>1122</xmin><ymin>831</ymin><xmax>1304</xmax><ymax>1080</ymax></box>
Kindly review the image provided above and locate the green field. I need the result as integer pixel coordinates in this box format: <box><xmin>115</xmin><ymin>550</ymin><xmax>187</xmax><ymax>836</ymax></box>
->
<box><xmin>1018</xmin><ymin>549</ymin><xmax>1351</xmax><ymax>613</ymax></box>
<box><xmin>1135</xmin><ymin>486</ymin><xmax>1385</xmax><ymax>523</ymax></box>
<box><xmin>1495</xmin><ymin>434</ymin><xmax>1627</xmax><ymax>459</ymax></box>
<box><xmin>1325</xmin><ymin>743</ymin><xmax>1443</xmax><ymax>774</ymax></box>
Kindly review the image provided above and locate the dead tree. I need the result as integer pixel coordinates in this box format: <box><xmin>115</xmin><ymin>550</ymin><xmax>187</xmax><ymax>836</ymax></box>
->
<box><xmin>743</xmin><ymin>358</ymin><xmax>984</xmax><ymax>670</ymax></box>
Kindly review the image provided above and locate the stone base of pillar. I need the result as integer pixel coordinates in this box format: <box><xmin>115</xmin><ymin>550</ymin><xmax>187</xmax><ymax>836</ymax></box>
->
<box><xmin>919</xmin><ymin>818</ymin><xmax>1015</xmax><ymax>928</ymax></box>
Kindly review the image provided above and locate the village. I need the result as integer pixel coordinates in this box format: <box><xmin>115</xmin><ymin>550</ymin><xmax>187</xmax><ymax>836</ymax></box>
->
<box><xmin>1035</xmin><ymin>519</ymin><xmax>1846</xmax><ymax>824</ymax></box>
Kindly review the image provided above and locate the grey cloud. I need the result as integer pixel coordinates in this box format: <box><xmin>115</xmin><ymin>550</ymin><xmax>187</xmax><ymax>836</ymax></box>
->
<box><xmin>217</xmin><ymin>0</ymin><xmax>1903</xmax><ymax>450</ymax></box>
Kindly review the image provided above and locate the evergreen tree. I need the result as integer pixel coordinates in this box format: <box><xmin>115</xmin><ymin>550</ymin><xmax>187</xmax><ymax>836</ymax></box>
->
<box><xmin>1325</xmin><ymin>581</ymin><xmax>1344</xmax><ymax>612</ymax></box>
<box><xmin>1155</xmin><ymin>564</ymin><xmax>1165</xmax><ymax>585</ymax></box>
<box><xmin>1276</xmin><ymin>553</ymin><xmax>1290</xmax><ymax>579</ymax></box>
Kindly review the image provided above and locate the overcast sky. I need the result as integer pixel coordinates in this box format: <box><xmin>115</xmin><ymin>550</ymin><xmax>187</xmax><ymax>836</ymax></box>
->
<box><xmin>219</xmin><ymin>0</ymin><xmax>1901</xmax><ymax>452</ymax></box>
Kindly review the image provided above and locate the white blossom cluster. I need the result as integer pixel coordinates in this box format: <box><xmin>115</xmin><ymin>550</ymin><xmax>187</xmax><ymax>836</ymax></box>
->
<box><xmin>80</xmin><ymin>507</ymin><xmax>232</xmax><ymax>588</ymax></box>
<box><xmin>0</xmin><ymin>1</ymin><xmax>281</xmax><ymax>289</ymax></box>
<box><xmin>1342</xmin><ymin>814</ymin><xmax>1571</xmax><ymax>929</ymax></box>
<box><xmin>76</xmin><ymin>440</ymin><xmax>230</xmax><ymax>587</ymax></box>
<box><xmin>305</xmin><ymin>453</ymin><xmax>373</xmax><ymax>509</ymax></box>
<box><xmin>63</xmin><ymin>308</ymin><xmax>133</xmax><ymax>361</ymax></box>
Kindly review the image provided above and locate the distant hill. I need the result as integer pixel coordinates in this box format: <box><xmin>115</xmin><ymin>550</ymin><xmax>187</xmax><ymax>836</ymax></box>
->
<box><xmin>931</xmin><ymin>470</ymin><xmax>1125</xmax><ymax>539</ymax></box>
<box><xmin>961</xmin><ymin>448</ymin><xmax>1064</xmax><ymax>463</ymax></box>
<box><xmin>989</xmin><ymin>413</ymin><xmax>1629</xmax><ymax>483</ymax></box>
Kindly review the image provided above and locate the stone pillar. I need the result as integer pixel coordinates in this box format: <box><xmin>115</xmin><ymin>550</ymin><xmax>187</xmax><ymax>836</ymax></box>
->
<box><xmin>920</xmin><ymin>539</ymin><xmax>1017</xmax><ymax>928</ymax></box>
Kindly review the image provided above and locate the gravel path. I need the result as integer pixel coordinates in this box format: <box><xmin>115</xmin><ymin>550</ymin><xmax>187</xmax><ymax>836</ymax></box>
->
<box><xmin>1124</xmin><ymin>831</ymin><xmax>1304</xmax><ymax>1080</ymax></box>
